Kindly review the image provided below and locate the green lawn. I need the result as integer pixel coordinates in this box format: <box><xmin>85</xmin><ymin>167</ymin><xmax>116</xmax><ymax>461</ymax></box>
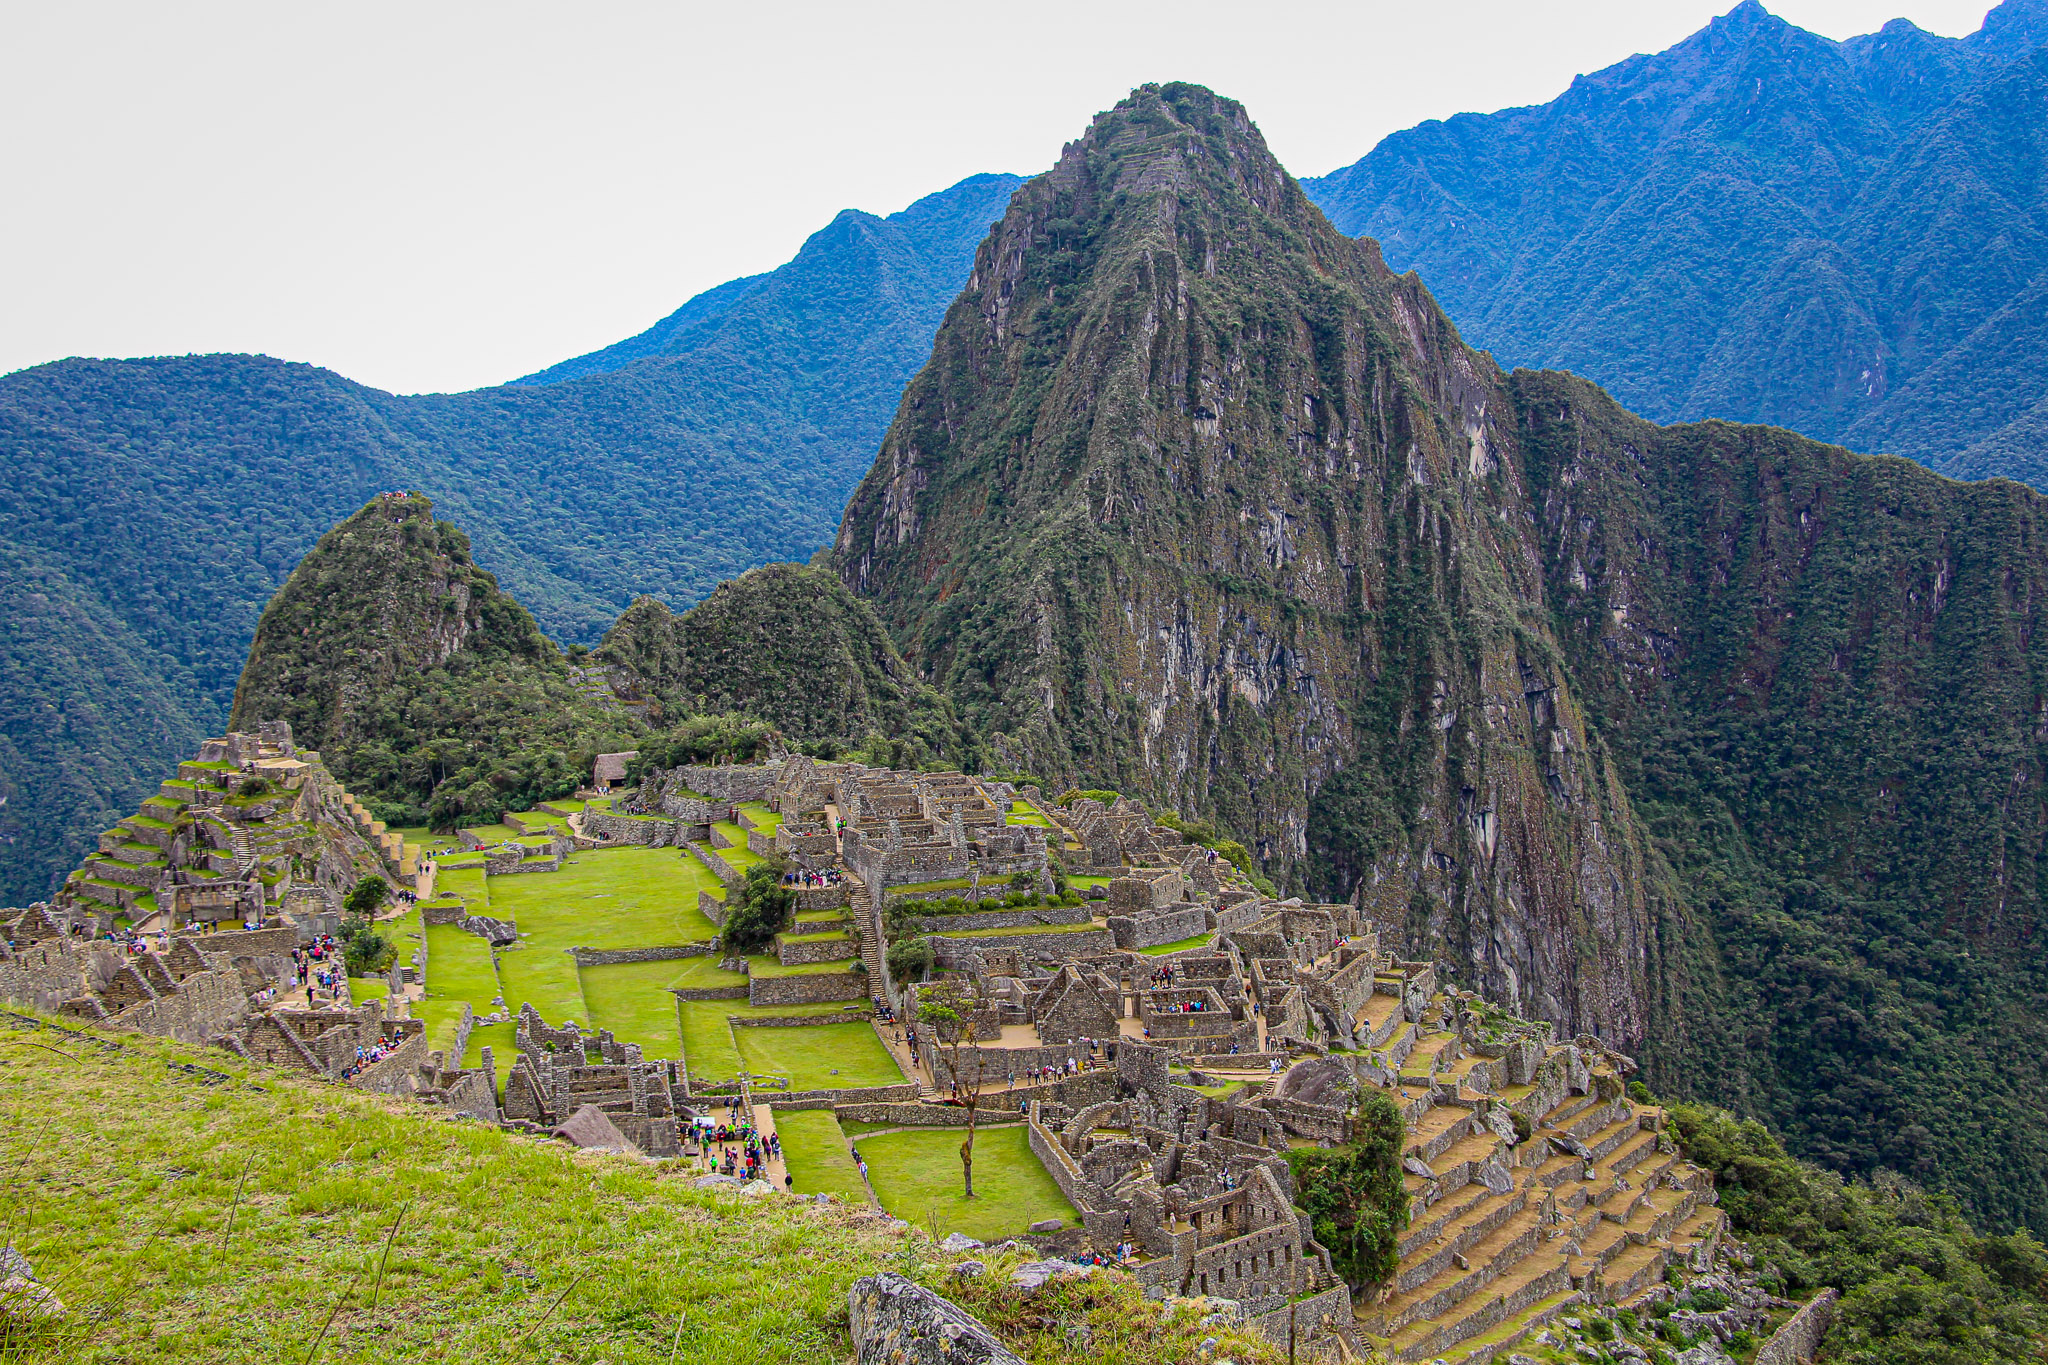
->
<box><xmin>462</xmin><ymin>1021</ymin><xmax>514</xmax><ymax>1069</ymax></box>
<box><xmin>495</xmin><ymin>945</ymin><xmax>586</xmax><ymax>1031</ymax></box>
<box><xmin>1139</xmin><ymin>932</ymin><xmax>1217</xmax><ymax>955</ymax></box>
<box><xmin>578</xmin><ymin>959</ymin><xmax>697</xmax><ymax>1058</ymax></box>
<box><xmin>486</xmin><ymin>846</ymin><xmax>721</xmax><ymax>948</ymax></box>
<box><xmin>736</xmin><ymin>802</ymin><xmax>783</xmax><ymax>836</ymax></box>
<box><xmin>858</xmin><ymin>1125</ymin><xmax>1078</xmax><ymax>1243</ymax></box>
<box><xmin>346</xmin><ymin>977</ymin><xmax>390</xmax><ymax>1004</ymax></box>
<box><xmin>890</xmin><ymin>877</ymin><xmax>973</xmax><ymax>895</ymax></box>
<box><xmin>678</xmin><ymin>1000</ymin><xmax>863</xmax><ymax>1086</ymax></box>
<box><xmin>1005</xmin><ymin>802</ymin><xmax>1053</xmax><ymax>828</ymax></box>
<box><xmin>710</xmin><ymin>825</ymin><xmax>765</xmax><ymax>871</ymax></box>
<box><xmin>735</xmin><ymin>1022</ymin><xmax>903</xmax><ymax>1090</ymax></box>
<box><xmin>422</xmin><ymin>923</ymin><xmax>500</xmax><ymax>1014</ymax></box>
<box><xmin>775</xmin><ymin>1109</ymin><xmax>870</xmax><ymax>1201</ymax></box>
<box><xmin>1067</xmin><ymin>875</ymin><xmax>1113</xmax><ymax>891</ymax></box>
<box><xmin>747</xmin><ymin>958</ymin><xmax>859</xmax><ymax>979</ymax></box>
<box><xmin>460</xmin><ymin>824</ymin><xmax>521</xmax><ymax>845</ymax></box>
<box><xmin>435</xmin><ymin>867</ymin><xmax>490</xmax><ymax>908</ymax></box>
<box><xmin>414</xmin><ymin>998</ymin><xmax>466</xmax><ymax>1055</ymax></box>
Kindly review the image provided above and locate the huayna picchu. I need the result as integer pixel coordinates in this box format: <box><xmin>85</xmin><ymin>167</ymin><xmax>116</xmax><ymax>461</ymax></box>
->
<box><xmin>3</xmin><ymin>74</ymin><xmax>2046</xmax><ymax>1365</ymax></box>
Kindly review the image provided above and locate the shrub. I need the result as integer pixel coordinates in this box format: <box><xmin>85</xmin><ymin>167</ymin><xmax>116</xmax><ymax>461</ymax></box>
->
<box><xmin>721</xmin><ymin>857</ymin><xmax>796</xmax><ymax>953</ymax></box>
<box><xmin>345</xmin><ymin>930</ymin><xmax>393</xmax><ymax>976</ymax></box>
<box><xmin>343</xmin><ymin>874</ymin><xmax>387</xmax><ymax>919</ymax></box>
<box><xmin>887</xmin><ymin>936</ymin><xmax>933</xmax><ymax>980</ymax></box>
<box><xmin>1285</xmin><ymin>1092</ymin><xmax>1408</xmax><ymax>1290</ymax></box>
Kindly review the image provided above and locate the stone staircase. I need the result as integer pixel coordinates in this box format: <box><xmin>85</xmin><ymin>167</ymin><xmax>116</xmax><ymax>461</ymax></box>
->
<box><xmin>1354</xmin><ymin>1021</ymin><xmax>1726</xmax><ymax>1364</ymax></box>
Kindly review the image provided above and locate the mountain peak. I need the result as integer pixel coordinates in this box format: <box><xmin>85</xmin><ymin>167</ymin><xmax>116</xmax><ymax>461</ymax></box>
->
<box><xmin>1049</xmin><ymin>83</ymin><xmax>1293</xmax><ymax>217</ymax></box>
<box><xmin>1969</xmin><ymin>0</ymin><xmax>2048</xmax><ymax>55</ymax></box>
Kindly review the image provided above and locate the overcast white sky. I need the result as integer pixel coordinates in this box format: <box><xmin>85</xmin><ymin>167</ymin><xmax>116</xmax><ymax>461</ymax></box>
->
<box><xmin>0</xmin><ymin>1</ymin><xmax>2000</xmax><ymax>395</ymax></box>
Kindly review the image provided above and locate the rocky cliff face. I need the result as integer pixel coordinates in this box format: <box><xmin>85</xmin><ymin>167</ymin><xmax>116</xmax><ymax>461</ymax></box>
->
<box><xmin>830</xmin><ymin>84</ymin><xmax>1685</xmax><ymax>1058</ymax></box>
<box><xmin>831</xmin><ymin>84</ymin><xmax>2048</xmax><ymax>1229</ymax></box>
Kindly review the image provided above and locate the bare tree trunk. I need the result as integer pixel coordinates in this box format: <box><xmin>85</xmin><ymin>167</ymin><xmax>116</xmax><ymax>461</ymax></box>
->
<box><xmin>960</xmin><ymin>1046</ymin><xmax>984</xmax><ymax>1199</ymax></box>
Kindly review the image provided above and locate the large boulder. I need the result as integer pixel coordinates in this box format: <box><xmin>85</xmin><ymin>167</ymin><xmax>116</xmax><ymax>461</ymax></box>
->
<box><xmin>550</xmin><ymin>1104</ymin><xmax>639</xmax><ymax>1155</ymax></box>
<box><xmin>848</xmin><ymin>1272</ymin><xmax>1025</xmax><ymax>1365</ymax></box>
<box><xmin>1274</xmin><ymin>1057</ymin><xmax>1359</xmax><ymax>1110</ymax></box>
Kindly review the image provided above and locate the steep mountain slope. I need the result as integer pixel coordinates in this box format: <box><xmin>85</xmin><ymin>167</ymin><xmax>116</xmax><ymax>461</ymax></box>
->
<box><xmin>1301</xmin><ymin>0</ymin><xmax>2048</xmax><ymax>483</ymax></box>
<box><xmin>228</xmin><ymin>493</ymin><xmax>641</xmax><ymax>827</ymax></box>
<box><xmin>597</xmin><ymin>563</ymin><xmax>964</xmax><ymax>761</ymax></box>
<box><xmin>831</xmin><ymin>83</ymin><xmax>2048</xmax><ymax>1231</ymax></box>
<box><xmin>0</xmin><ymin>173</ymin><xmax>1017</xmax><ymax>901</ymax></box>
<box><xmin>833</xmin><ymin>80</ymin><xmax>1695</xmax><ymax>1065</ymax></box>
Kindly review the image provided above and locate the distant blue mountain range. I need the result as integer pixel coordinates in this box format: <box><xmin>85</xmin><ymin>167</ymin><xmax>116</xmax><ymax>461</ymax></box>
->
<box><xmin>0</xmin><ymin>172</ymin><xmax>1020</xmax><ymax>901</ymax></box>
<box><xmin>1301</xmin><ymin>0</ymin><xmax>2048</xmax><ymax>484</ymax></box>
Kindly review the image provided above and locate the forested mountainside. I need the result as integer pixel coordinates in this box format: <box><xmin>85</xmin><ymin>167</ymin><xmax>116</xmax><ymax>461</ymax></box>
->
<box><xmin>228</xmin><ymin>494</ymin><xmax>641</xmax><ymax>828</ymax></box>
<box><xmin>1301</xmin><ymin>0</ymin><xmax>2048</xmax><ymax>485</ymax></box>
<box><xmin>597</xmin><ymin>564</ymin><xmax>965</xmax><ymax>762</ymax></box>
<box><xmin>830</xmin><ymin>82</ymin><xmax>2048</xmax><ymax>1232</ymax></box>
<box><xmin>0</xmin><ymin>172</ymin><xmax>1018</xmax><ymax>903</ymax></box>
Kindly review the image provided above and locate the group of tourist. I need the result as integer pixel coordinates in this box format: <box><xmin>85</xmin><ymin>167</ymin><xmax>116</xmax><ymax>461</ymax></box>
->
<box><xmin>340</xmin><ymin>1037</ymin><xmax>401</xmax><ymax>1079</ymax></box>
<box><xmin>1148</xmin><ymin>963</ymin><xmax>1179</xmax><ymax>987</ymax></box>
<box><xmin>781</xmin><ymin>868</ymin><xmax>844</xmax><ymax>889</ymax></box>
<box><xmin>693</xmin><ymin>1099</ymin><xmax>782</xmax><ymax>1183</ymax></box>
<box><xmin>291</xmin><ymin>937</ymin><xmax>344</xmax><ymax>1007</ymax></box>
<box><xmin>1158</xmin><ymin>997</ymin><xmax>1211</xmax><ymax>1013</ymax></box>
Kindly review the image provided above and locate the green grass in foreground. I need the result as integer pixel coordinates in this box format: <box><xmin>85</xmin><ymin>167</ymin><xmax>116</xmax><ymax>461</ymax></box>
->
<box><xmin>773</xmin><ymin>1109</ymin><xmax>871</xmax><ymax>1200</ymax></box>
<box><xmin>346</xmin><ymin>977</ymin><xmax>390</xmax><ymax>1004</ymax></box>
<box><xmin>0</xmin><ymin>1018</ymin><xmax>918</xmax><ymax>1363</ymax></box>
<box><xmin>857</xmin><ymin>1125</ymin><xmax>1079</xmax><ymax>1243</ymax></box>
<box><xmin>735</xmin><ymin>1021</ymin><xmax>904</xmax><ymax>1090</ymax></box>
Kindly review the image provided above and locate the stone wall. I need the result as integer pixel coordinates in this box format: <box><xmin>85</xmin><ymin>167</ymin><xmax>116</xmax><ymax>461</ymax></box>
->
<box><xmin>698</xmin><ymin>889</ymin><xmax>728</xmax><ymax>927</ymax></box>
<box><xmin>583</xmin><ymin>811</ymin><xmax>684</xmax><ymax>846</ymax></box>
<box><xmin>1027</xmin><ymin>1107</ymin><xmax>1109</xmax><ymax>1212</ymax></box>
<box><xmin>1756</xmin><ymin>1289</ymin><xmax>1838</xmax><ymax>1365</ymax></box>
<box><xmin>674</xmin><ymin>763</ymin><xmax>780</xmax><ymax>801</ymax></box>
<box><xmin>348</xmin><ymin>1029</ymin><xmax>433</xmax><ymax>1097</ymax></box>
<box><xmin>922</xmin><ymin>1039</ymin><xmax>1096</xmax><ymax>1088</ymax></box>
<box><xmin>689</xmin><ymin>842</ymin><xmax>742</xmax><ymax>886</ymax></box>
<box><xmin>929</xmin><ymin>927</ymin><xmax>1114</xmax><ymax>968</ymax></box>
<box><xmin>673</xmin><ymin>985</ymin><xmax>749</xmax><ymax>1001</ymax></box>
<box><xmin>568</xmin><ymin>944</ymin><xmax>712</xmax><ymax>967</ymax></box>
<box><xmin>180</xmin><ymin>925</ymin><xmax>298</xmax><ymax>958</ymax></box>
<box><xmin>748</xmin><ymin>971</ymin><xmax>867</xmax><ymax>1006</ymax></box>
<box><xmin>912</xmin><ymin>905</ymin><xmax>1092</xmax><ymax>934</ymax></box>
<box><xmin>777</xmin><ymin>934</ymin><xmax>858</xmax><ymax>967</ymax></box>
<box><xmin>729</xmin><ymin>1009</ymin><xmax>872</xmax><ymax>1028</ymax></box>
<box><xmin>1242</xmin><ymin>1285</ymin><xmax>1357</xmax><ymax>1362</ymax></box>
<box><xmin>1107</xmin><ymin>904</ymin><xmax>1209</xmax><ymax>950</ymax></box>
<box><xmin>111</xmin><ymin>964</ymin><xmax>255</xmax><ymax>1043</ymax></box>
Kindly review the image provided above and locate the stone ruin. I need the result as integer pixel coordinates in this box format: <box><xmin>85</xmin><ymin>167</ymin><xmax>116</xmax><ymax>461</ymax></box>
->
<box><xmin>497</xmin><ymin>1004</ymin><xmax>684</xmax><ymax>1156</ymax></box>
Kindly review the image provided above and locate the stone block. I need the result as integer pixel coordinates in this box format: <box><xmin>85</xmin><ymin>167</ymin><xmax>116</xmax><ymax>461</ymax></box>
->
<box><xmin>848</xmin><ymin>1271</ymin><xmax>1025</xmax><ymax>1365</ymax></box>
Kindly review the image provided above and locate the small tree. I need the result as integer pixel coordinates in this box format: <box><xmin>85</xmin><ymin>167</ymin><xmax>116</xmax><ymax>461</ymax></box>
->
<box><xmin>345</xmin><ymin>929</ymin><xmax>393</xmax><ymax>976</ymax></box>
<box><xmin>1286</xmin><ymin>1091</ymin><xmax>1409</xmax><ymax>1291</ymax></box>
<box><xmin>918</xmin><ymin>997</ymin><xmax>986</xmax><ymax>1199</ymax></box>
<box><xmin>344</xmin><ymin>874</ymin><xmax>387</xmax><ymax>919</ymax></box>
<box><xmin>721</xmin><ymin>858</ymin><xmax>796</xmax><ymax>954</ymax></box>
